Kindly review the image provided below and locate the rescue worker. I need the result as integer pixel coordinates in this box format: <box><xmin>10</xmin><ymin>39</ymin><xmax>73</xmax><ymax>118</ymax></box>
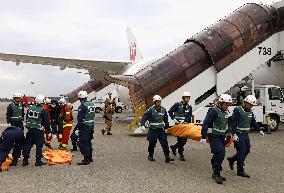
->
<box><xmin>43</xmin><ymin>98</ymin><xmax>51</xmax><ymax>148</ymax></box>
<box><xmin>200</xmin><ymin>94</ymin><xmax>232</xmax><ymax>184</ymax></box>
<box><xmin>169</xmin><ymin>92</ymin><xmax>192</xmax><ymax>161</ymax></box>
<box><xmin>45</xmin><ymin>99</ymin><xmax>60</xmax><ymax>149</ymax></box>
<box><xmin>22</xmin><ymin>94</ymin><xmax>51</xmax><ymax>166</ymax></box>
<box><xmin>43</xmin><ymin>98</ymin><xmax>51</xmax><ymax>111</ymax></box>
<box><xmin>6</xmin><ymin>93</ymin><xmax>25</xmax><ymax>130</ymax></box>
<box><xmin>60</xmin><ymin>102</ymin><xmax>73</xmax><ymax>150</ymax></box>
<box><xmin>140</xmin><ymin>95</ymin><xmax>174</xmax><ymax>163</ymax></box>
<box><xmin>101</xmin><ymin>98</ymin><xmax>115</xmax><ymax>135</ymax></box>
<box><xmin>74</xmin><ymin>90</ymin><xmax>95</xmax><ymax>165</ymax></box>
<box><xmin>227</xmin><ymin>95</ymin><xmax>264</xmax><ymax>178</ymax></box>
<box><xmin>57</xmin><ymin>98</ymin><xmax>66</xmax><ymax>146</ymax></box>
<box><xmin>0</xmin><ymin>126</ymin><xmax>25</xmax><ymax>169</ymax></box>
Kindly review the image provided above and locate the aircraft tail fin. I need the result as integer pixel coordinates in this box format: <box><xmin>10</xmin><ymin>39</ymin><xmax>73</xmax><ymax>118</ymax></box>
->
<box><xmin>126</xmin><ymin>27</ymin><xmax>143</xmax><ymax>63</ymax></box>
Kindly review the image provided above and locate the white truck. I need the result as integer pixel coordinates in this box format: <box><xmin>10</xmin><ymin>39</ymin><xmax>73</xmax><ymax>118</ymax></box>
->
<box><xmin>93</xmin><ymin>97</ymin><xmax>125</xmax><ymax>113</ymax></box>
<box><xmin>192</xmin><ymin>84</ymin><xmax>284</xmax><ymax>132</ymax></box>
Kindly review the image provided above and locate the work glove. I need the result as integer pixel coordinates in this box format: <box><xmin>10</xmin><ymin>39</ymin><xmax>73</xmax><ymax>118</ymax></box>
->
<box><xmin>75</xmin><ymin>130</ymin><xmax>79</xmax><ymax>136</ymax></box>
<box><xmin>47</xmin><ymin>133</ymin><xmax>52</xmax><ymax>138</ymax></box>
<box><xmin>200</xmin><ymin>138</ymin><xmax>206</xmax><ymax>144</ymax></box>
<box><xmin>173</xmin><ymin>119</ymin><xmax>179</xmax><ymax>125</ymax></box>
<box><xmin>259</xmin><ymin>131</ymin><xmax>265</xmax><ymax>137</ymax></box>
<box><xmin>233</xmin><ymin>134</ymin><xmax>239</xmax><ymax>141</ymax></box>
<box><xmin>58</xmin><ymin>134</ymin><xmax>62</xmax><ymax>139</ymax></box>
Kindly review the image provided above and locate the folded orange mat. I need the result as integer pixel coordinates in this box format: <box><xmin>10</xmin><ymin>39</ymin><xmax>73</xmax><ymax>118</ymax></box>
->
<box><xmin>43</xmin><ymin>150</ymin><xmax>73</xmax><ymax>165</ymax></box>
<box><xmin>167</xmin><ymin>123</ymin><xmax>233</xmax><ymax>147</ymax></box>
<box><xmin>1</xmin><ymin>154</ymin><xmax>13</xmax><ymax>171</ymax></box>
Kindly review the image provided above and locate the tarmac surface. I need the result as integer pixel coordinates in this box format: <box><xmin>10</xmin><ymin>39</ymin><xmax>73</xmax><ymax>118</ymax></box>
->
<box><xmin>0</xmin><ymin>102</ymin><xmax>283</xmax><ymax>193</ymax></box>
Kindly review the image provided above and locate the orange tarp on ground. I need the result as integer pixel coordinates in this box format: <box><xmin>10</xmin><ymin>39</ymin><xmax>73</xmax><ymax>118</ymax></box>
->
<box><xmin>167</xmin><ymin>124</ymin><xmax>233</xmax><ymax>147</ymax></box>
<box><xmin>1</xmin><ymin>154</ymin><xmax>13</xmax><ymax>171</ymax></box>
<box><xmin>43</xmin><ymin>150</ymin><xmax>73</xmax><ymax>165</ymax></box>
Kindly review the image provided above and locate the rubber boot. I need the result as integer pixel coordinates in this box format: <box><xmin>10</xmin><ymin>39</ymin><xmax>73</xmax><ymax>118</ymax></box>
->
<box><xmin>148</xmin><ymin>155</ymin><xmax>155</xmax><ymax>161</ymax></box>
<box><xmin>71</xmin><ymin>145</ymin><xmax>77</xmax><ymax>151</ymax></box>
<box><xmin>10</xmin><ymin>159</ymin><xmax>18</xmax><ymax>166</ymax></box>
<box><xmin>170</xmin><ymin>145</ymin><xmax>177</xmax><ymax>156</ymax></box>
<box><xmin>45</xmin><ymin>142</ymin><xmax>52</xmax><ymax>149</ymax></box>
<box><xmin>35</xmin><ymin>158</ymin><xmax>47</xmax><ymax>166</ymax></box>
<box><xmin>212</xmin><ymin>170</ymin><xmax>223</xmax><ymax>184</ymax></box>
<box><xmin>165</xmin><ymin>156</ymin><xmax>174</xmax><ymax>163</ymax></box>
<box><xmin>237</xmin><ymin>165</ymin><xmax>250</xmax><ymax>178</ymax></box>
<box><xmin>22</xmin><ymin>158</ymin><xmax>29</xmax><ymax>166</ymax></box>
<box><xmin>59</xmin><ymin>144</ymin><xmax>67</xmax><ymax>150</ymax></box>
<box><xmin>77</xmin><ymin>157</ymin><xmax>90</xmax><ymax>165</ymax></box>
<box><xmin>179</xmin><ymin>153</ymin><xmax>186</xmax><ymax>161</ymax></box>
<box><xmin>107</xmin><ymin>132</ymin><xmax>112</xmax><ymax>135</ymax></box>
<box><xmin>227</xmin><ymin>157</ymin><xmax>235</xmax><ymax>170</ymax></box>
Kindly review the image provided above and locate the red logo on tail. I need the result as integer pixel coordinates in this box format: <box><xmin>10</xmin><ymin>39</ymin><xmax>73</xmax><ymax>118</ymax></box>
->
<box><xmin>130</xmin><ymin>43</ymin><xmax>137</xmax><ymax>61</ymax></box>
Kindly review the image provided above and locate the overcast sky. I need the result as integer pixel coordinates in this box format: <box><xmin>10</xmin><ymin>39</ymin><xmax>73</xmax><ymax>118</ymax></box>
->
<box><xmin>0</xmin><ymin>0</ymin><xmax>277</xmax><ymax>98</ymax></box>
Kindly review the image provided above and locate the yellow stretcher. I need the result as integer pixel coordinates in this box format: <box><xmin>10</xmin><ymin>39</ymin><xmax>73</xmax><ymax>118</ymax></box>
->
<box><xmin>167</xmin><ymin>123</ymin><xmax>233</xmax><ymax>147</ymax></box>
<box><xmin>43</xmin><ymin>150</ymin><xmax>73</xmax><ymax>165</ymax></box>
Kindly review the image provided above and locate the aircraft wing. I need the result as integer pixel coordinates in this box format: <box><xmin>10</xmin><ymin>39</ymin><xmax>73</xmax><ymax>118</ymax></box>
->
<box><xmin>0</xmin><ymin>53</ymin><xmax>130</xmax><ymax>80</ymax></box>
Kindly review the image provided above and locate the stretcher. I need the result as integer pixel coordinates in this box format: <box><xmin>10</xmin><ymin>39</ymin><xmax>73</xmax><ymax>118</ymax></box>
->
<box><xmin>167</xmin><ymin>124</ymin><xmax>233</xmax><ymax>147</ymax></box>
<box><xmin>43</xmin><ymin>150</ymin><xmax>73</xmax><ymax>165</ymax></box>
<box><xmin>1</xmin><ymin>154</ymin><xmax>13</xmax><ymax>171</ymax></box>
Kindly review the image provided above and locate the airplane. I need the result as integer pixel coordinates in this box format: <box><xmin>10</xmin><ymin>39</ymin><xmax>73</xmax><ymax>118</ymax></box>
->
<box><xmin>2</xmin><ymin>1</ymin><xmax>284</xmax><ymax>135</ymax></box>
<box><xmin>0</xmin><ymin>27</ymin><xmax>156</xmax><ymax>114</ymax></box>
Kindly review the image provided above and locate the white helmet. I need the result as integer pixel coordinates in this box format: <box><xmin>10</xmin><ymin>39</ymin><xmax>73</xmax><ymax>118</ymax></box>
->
<box><xmin>44</xmin><ymin>98</ymin><xmax>51</xmax><ymax>104</ymax></box>
<box><xmin>182</xmin><ymin>92</ymin><xmax>191</xmax><ymax>97</ymax></box>
<box><xmin>244</xmin><ymin>95</ymin><xmax>257</xmax><ymax>105</ymax></box>
<box><xmin>78</xmin><ymin>90</ymin><xmax>88</xmax><ymax>99</ymax></box>
<box><xmin>13</xmin><ymin>93</ymin><xmax>22</xmax><ymax>98</ymax></box>
<box><xmin>35</xmin><ymin>95</ymin><xmax>45</xmax><ymax>104</ymax></box>
<box><xmin>219</xmin><ymin>94</ymin><xmax>232</xmax><ymax>103</ymax></box>
<box><xmin>58</xmin><ymin>98</ymin><xmax>66</xmax><ymax>104</ymax></box>
<box><xmin>241</xmin><ymin>86</ymin><xmax>249</xmax><ymax>91</ymax></box>
<box><xmin>153</xmin><ymin>95</ymin><xmax>162</xmax><ymax>102</ymax></box>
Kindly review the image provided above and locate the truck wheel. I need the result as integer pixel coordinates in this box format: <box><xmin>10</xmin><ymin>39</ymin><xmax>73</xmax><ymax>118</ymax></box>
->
<box><xmin>116</xmin><ymin>107</ymin><xmax>122</xmax><ymax>113</ymax></box>
<box><xmin>95</xmin><ymin>107</ymin><xmax>101</xmax><ymax>113</ymax></box>
<box><xmin>267</xmin><ymin>115</ymin><xmax>279</xmax><ymax>132</ymax></box>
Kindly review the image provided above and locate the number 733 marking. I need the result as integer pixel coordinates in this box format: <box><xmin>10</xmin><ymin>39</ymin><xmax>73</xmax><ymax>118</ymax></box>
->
<box><xmin>258</xmin><ymin>47</ymin><xmax>272</xmax><ymax>55</ymax></box>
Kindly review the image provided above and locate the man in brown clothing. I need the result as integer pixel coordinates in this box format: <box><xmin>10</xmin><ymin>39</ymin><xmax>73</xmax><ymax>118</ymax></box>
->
<box><xmin>101</xmin><ymin>99</ymin><xmax>115</xmax><ymax>135</ymax></box>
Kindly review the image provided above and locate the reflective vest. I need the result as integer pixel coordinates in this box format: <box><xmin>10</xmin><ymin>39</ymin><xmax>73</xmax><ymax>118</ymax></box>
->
<box><xmin>174</xmin><ymin>102</ymin><xmax>191</xmax><ymax>123</ymax></box>
<box><xmin>149</xmin><ymin>106</ymin><xmax>166</xmax><ymax>129</ymax></box>
<box><xmin>63</xmin><ymin>105</ymin><xmax>73</xmax><ymax>128</ymax></box>
<box><xmin>10</xmin><ymin>103</ymin><xmax>23</xmax><ymax>122</ymax></box>
<box><xmin>236</xmin><ymin>106</ymin><xmax>252</xmax><ymax>133</ymax></box>
<box><xmin>26</xmin><ymin>105</ymin><xmax>43</xmax><ymax>129</ymax></box>
<box><xmin>208</xmin><ymin>106</ymin><xmax>228</xmax><ymax>135</ymax></box>
<box><xmin>82</xmin><ymin>102</ymin><xmax>95</xmax><ymax>126</ymax></box>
